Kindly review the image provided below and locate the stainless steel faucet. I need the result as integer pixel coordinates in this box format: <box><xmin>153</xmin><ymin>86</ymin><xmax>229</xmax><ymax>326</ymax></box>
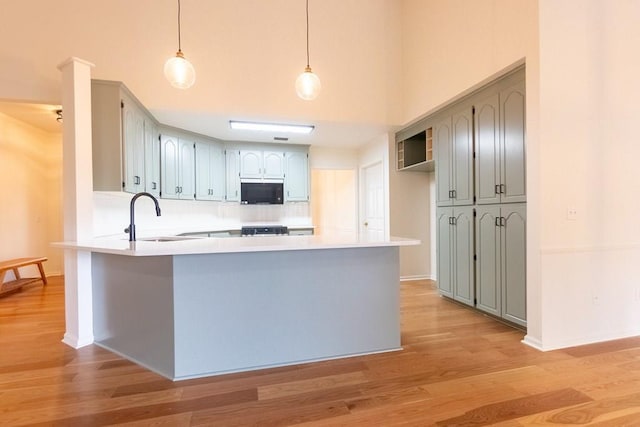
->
<box><xmin>125</xmin><ymin>192</ymin><xmax>161</xmax><ymax>241</ymax></box>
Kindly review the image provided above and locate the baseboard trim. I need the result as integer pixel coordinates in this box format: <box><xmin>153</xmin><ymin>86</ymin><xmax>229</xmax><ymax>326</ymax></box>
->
<box><xmin>62</xmin><ymin>332</ymin><xmax>94</xmax><ymax>349</ymax></box>
<box><xmin>522</xmin><ymin>335</ymin><xmax>544</xmax><ymax>351</ymax></box>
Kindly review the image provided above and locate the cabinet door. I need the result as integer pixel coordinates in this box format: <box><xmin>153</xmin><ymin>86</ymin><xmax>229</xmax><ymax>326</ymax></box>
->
<box><xmin>284</xmin><ymin>152</ymin><xmax>309</xmax><ymax>201</ymax></box>
<box><xmin>263</xmin><ymin>151</ymin><xmax>285</xmax><ymax>179</ymax></box>
<box><xmin>475</xmin><ymin>94</ymin><xmax>501</xmax><ymax>205</ymax></box>
<box><xmin>195</xmin><ymin>142</ymin><xmax>212</xmax><ymax>200</ymax></box>
<box><xmin>144</xmin><ymin>120</ymin><xmax>160</xmax><ymax>196</ymax></box>
<box><xmin>475</xmin><ymin>205</ymin><xmax>501</xmax><ymax>317</ymax></box>
<box><xmin>435</xmin><ymin>116</ymin><xmax>452</xmax><ymax>206</ymax></box>
<box><xmin>452</xmin><ymin>107</ymin><xmax>474</xmax><ymax>205</ymax></box>
<box><xmin>122</xmin><ymin>100</ymin><xmax>145</xmax><ymax>193</ymax></box>
<box><xmin>178</xmin><ymin>140</ymin><xmax>195</xmax><ymax>200</ymax></box>
<box><xmin>226</xmin><ymin>150</ymin><xmax>241</xmax><ymax>201</ymax></box>
<box><xmin>436</xmin><ymin>207</ymin><xmax>453</xmax><ymax>298</ymax></box>
<box><xmin>501</xmin><ymin>203</ymin><xmax>526</xmax><ymax>326</ymax></box>
<box><xmin>161</xmin><ymin>135</ymin><xmax>180</xmax><ymax>199</ymax></box>
<box><xmin>240</xmin><ymin>150</ymin><xmax>262</xmax><ymax>179</ymax></box>
<box><xmin>452</xmin><ymin>206</ymin><xmax>474</xmax><ymax>306</ymax></box>
<box><xmin>500</xmin><ymin>80</ymin><xmax>526</xmax><ymax>203</ymax></box>
<box><xmin>210</xmin><ymin>144</ymin><xmax>226</xmax><ymax>201</ymax></box>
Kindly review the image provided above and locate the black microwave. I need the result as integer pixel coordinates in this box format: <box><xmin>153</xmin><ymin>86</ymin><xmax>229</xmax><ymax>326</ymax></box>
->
<box><xmin>241</xmin><ymin>182</ymin><xmax>284</xmax><ymax>204</ymax></box>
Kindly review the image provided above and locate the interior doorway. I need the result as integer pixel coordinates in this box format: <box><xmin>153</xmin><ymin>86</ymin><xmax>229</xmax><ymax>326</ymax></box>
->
<box><xmin>310</xmin><ymin>169</ymin><xmax>357</xmax><ymax>237</ymax></box>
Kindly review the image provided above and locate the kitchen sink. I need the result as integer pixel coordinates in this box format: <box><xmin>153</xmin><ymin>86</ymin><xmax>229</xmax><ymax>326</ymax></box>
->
<box><xmin>135</xmin><ymin>236</ymin><xmax>201</xmax><ymax>242</ymax></box>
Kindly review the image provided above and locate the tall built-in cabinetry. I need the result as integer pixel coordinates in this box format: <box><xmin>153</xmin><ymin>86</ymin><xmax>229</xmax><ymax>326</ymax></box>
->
<box><xmin>397</xmin><ymin>67</ymin><xmax>526</xmax><ymax>327</ymax></box>
<box><xmin>90</xmin><ymin>80</ymin><xmax>310</xmax><ymax>204</ymax></box>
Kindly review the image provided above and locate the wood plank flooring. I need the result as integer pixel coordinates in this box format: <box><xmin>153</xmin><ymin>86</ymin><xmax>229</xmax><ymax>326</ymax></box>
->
<box><xmin>2</xmin><ymin>277</ymin><xmax>640</xmax><ymax>426</ymax></box>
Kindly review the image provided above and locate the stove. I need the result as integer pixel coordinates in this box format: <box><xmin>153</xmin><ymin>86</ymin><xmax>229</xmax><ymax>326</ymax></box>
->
<box><xmin>240</xmin><ymin>225</ymin><xmax>289</xmax><ymax>236</ymax></box>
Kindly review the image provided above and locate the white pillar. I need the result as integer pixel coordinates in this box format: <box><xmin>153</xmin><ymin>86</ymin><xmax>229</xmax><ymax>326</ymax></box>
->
<box><xmin>57</xmin><ymin>57</ymin><xmax>95</xmax><ymax>348</ymax></box>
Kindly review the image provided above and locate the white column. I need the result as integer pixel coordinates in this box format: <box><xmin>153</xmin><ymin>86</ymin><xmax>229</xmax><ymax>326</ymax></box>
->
<box><xmin>57</xmin><ymin>57</ymin><xmax>95</xmax><ymax>348</ymax></box>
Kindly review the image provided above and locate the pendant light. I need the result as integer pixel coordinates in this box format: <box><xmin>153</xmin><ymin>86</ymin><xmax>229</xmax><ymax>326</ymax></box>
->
<box><xmin>295</xmin><ymin>0</ymin><xmax>321</xmax><ymax>100</ymax></box>
<box><xmin>164</xmin><ymin>0</ymin><xmax>196</xmax><ymax>89</ymax></box>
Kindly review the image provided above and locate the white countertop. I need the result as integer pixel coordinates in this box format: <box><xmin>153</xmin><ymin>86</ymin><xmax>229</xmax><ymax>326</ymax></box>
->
<box><xmin>53</xmin><ymin>233</ymin><xmax>420</xmax><ymax>257</ymax></box>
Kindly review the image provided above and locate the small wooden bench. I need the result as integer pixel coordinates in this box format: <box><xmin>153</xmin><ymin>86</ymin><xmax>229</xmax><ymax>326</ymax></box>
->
<box><xmin>0</xmin><ymin>257</ymin><xmax>48</xmax><ymax>297</ymax></box>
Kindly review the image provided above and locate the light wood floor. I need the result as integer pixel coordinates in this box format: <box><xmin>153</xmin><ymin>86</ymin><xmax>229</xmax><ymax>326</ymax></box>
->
<box><xmin>2</xmin><ymin>277</ymin><xmax>640</xmax><ymax>426</ymax></box>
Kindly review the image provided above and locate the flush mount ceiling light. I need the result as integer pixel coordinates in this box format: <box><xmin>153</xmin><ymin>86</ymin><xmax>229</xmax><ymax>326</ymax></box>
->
<box><xmin>164</xmin><ymin>0</ymin><xmax>196</xmax><ymax>89</ymax></box>
<box><xmin>229</xmin><ymin>121</ymin><xmax>315</xmax><ymax>134</ymax></box>
<box><xmin>295</xmin><ymin>0</ymin><xmax>321</xmax><ymax>100</ymax></box>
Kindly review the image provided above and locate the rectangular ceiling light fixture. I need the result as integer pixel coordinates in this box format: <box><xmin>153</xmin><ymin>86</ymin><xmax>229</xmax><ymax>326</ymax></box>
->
<box><xmin>229</xmin><ymin>120</ymin><xmax>315</xmax><ymax>134</ymax></box>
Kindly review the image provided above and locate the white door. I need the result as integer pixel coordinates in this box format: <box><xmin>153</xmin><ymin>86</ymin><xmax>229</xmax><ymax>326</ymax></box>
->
<box><xmin>362</xmin><ymin>162</ymin><xmax>385</xmax><ymax>240</ymax></box>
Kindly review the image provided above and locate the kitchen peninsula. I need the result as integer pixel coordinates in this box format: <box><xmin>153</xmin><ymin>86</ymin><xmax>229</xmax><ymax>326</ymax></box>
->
<box><xmin>55</xmin><ymin>234</ymin><xmax>418</xmax><ymax>380</ymax></box>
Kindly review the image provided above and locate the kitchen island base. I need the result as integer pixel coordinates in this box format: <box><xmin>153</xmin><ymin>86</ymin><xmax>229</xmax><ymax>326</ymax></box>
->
<box><xmin>92</xmin><ymin>246</ymin><xmax>401</xmax><ymax>380</ymax></box>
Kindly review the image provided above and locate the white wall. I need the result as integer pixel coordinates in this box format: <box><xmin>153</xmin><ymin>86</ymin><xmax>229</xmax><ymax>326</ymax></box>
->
<box><xmin>0</xmin><ymin>112</ymin><xmax>63</xmax><ymax>277</ymax></box>
<box><xmin>535</xmin><ymin>0</ymin><xmax>640</xmax><ymax>349</ymax></box>
<box><xmin>387</xmin><ymin>135</ymin><xmax>432</xmax><ymax>280</ymax></box>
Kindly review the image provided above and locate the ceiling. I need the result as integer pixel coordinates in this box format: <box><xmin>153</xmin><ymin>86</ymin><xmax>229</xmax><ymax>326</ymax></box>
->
<box><xmin>0</xmin><ymin>0</ymin><xmax>404</xmax><ymax>148</ymax></box>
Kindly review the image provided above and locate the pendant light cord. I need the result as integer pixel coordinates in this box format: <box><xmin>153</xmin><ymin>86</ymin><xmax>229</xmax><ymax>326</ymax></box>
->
<box><xmin>177</xmin><ymin>0</ymin><xmax>182</xmax><ymax>53</ymax></box>
<box><xmin>305</xmin><ymin>0</ymin><xmax>310</xmax><ymax>68</ymax></box>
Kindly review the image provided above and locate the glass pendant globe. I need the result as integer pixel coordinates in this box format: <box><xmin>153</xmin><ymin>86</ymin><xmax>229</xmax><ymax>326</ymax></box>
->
<box><xmin>295</xmin><ymin>68</ymin><xmax>321</xmax><ymax>100</ymax></box>
<box><xmin>164</xmin><ymin>52</ymin><xmax>196</xmax><ymax>89</ymax></box>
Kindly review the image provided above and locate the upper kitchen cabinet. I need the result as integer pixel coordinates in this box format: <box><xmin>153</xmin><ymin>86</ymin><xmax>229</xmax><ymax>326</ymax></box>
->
<box><xmin>91</xmin><ymin>80</ymin><xmax>159</xmax><ymax>194</ymax></box>
<box><xmin>225</xmin><ymin>149</ymin><xmax>241</xmax><ymax>202</ymax></box>
<box><xmin>475</xmin><ymin>72</ymin><xmax>526</xmax><ymax>204</ymax></box>
<box><xmin>434</xmin><ymin>105</ymin><xmax>474</xmax><ymax>206</ymax></box>
<box><xmin>144</xmin><ymin>121</ymin><xmax>160</xmax><ymax>197</ymax></box>
<box><xmin>160</xmin><ymin>133</ymin><xmax>195</xmax><ymax>200</ymax></box>
<box><xmin>195</xmin><ymin>140</ymin><xmax>225</xmax><ymax>201</ymax></box>
<box><xmin>240</xmin><ymin>150</ymin><xmax>285</xmax><ymax>180</ymax></box>
<box><xmin>395</xmin><ymin>124</ymin><xmax>434</xmax><ymax>172</ymax></box>
<box><xmin>284</xmin><ymin>151</ymin><xmax>309</xmax><ymax>202</ymax></box>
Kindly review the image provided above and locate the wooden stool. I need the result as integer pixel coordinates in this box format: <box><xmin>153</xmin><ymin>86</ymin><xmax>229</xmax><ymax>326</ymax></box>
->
<box><xmin>0</xmin><ymin>257</ymin><xmax>48</xmax><ymax>297</ymax></box>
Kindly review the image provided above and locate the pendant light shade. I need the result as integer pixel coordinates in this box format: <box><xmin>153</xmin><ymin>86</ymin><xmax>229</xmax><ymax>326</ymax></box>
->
<box><xmin>165</xmin><ymin>0</ymin><xmax>195</xmax><ymax>89</ymax></box>
<box><xmin>165</xmin><ymin>51</ymin><xmax>196</xmax><ymax>89</ymax></box>
<box><xmin>296</xmin><ymin>0</ymin><xmax>320</xmax><ymax>100</ymax></box>
<box><xmin>296</xmin><ymin>66</ymin><xmax>321</xmax><ymax>101</ymax></box>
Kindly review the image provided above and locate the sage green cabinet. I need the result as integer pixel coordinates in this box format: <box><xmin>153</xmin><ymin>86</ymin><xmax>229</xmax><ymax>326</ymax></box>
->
<box><xmin>436</xmin><ymin>206</ymin><xmax>475</xmax><ymax>306</ymax></box>
<box><xmin>475</xmin><ymin>203</ymin><xmax>526</xmax><ymax>326</ymax></box>
<box><xmin>195</xmin><ymin>140</ymin><xmax>225</xmax><ymax>201</ymax></box>
<box><xmin>284</xmin><ymin>151</ymin><xmax>309</xmax><ymax>201</ymax></box>
<box><xmin>144</xmin><ymin>121</ymin><xmax>160</xmax><ymax>196</ymax></box>
<box><xmin>475</xmin><ymin>79</ymin><xmax>526</xmax><ymax>205</ymax></box>
<box><xmin>225</xmin><ymin>149</ymin><xmax>241</xmax><ymax>202</ymax></box>
<box><xmin>160</xmin><ymin>134</ymin><xmax>195</xmax><ymax>200</ymax></box>
<box><xmin>435</xmin><ymin>106</ymin><xmax>474</xmax><ymax>206</ymax></box>
<box><xmin>91</xmin><ymin>80</ymin><xmax>159</xmax><ymax>194</ymax></box>
<box><xmin>240</xmin><ymin>150</ymin><xmax>285</xmax><ymax>180</ymax></box>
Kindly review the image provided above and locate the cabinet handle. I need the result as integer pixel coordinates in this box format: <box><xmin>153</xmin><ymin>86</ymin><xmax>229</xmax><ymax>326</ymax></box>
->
<box><xmin>500</xmin><ymin>184</ymin><xmax>506</xmax><ymax>194</ymax></box>
<box><xmin>134</xmin><ymin>176</ymin><xmax>140</xmax><ymax>185</ymax></box>
<box><xmin>176</xmin><ymin>186</ymin><xmax>180</xmax><ymax>194</ymax></box>
<box><xmin>495</xmin><ymin>217</ymin><xmax>501</xmax><ymax>227</ymax></box>
<box><xmin>451</xmin><ymin>189</ymin><xmax>457</xmax><ymax>199</ymax></box>
<box><xmin>449</xmin><ymin>216</ymin><xmax>456</xmax><ymax>225</ymax></box>
<box><xmin>448</xmin><ymin>190</ymin><xmax>453</xmax><ymax>198</ymax></box>
<box><xmin>501</xmin><ymin>216</ymin><xmax>506</xmax><ymax>227</ymax></box>
<box><xmin>495</xmin><ymin>184</ymin><xmax>500</xmax><ymax>195</ymax></box>
<box><xmin>151</xmin><ymin>182</ymin><xmax>157</xmax><ymax>190</ymax></box>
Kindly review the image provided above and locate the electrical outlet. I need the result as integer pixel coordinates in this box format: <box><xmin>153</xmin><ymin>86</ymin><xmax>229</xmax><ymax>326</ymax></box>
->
<box><xmin>567</xmin><ymin>207</ymin><xmax>578</xmax><ymax>221</ymax></box>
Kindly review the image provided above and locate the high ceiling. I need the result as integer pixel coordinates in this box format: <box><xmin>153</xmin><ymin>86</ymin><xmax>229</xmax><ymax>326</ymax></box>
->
<box><xmin>0</xmin><ymin>0</ymin><xmax>403</xmax><ymax>147</ymax></box>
